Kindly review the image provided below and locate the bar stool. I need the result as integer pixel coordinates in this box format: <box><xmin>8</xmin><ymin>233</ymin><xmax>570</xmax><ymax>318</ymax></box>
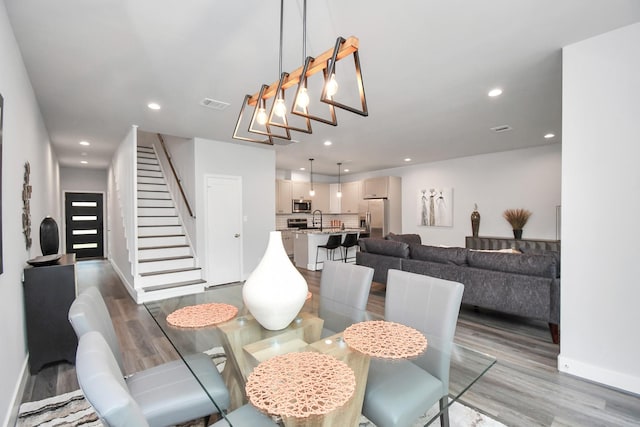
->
<box><xmin>315</xmin><ymin>234</ymin><xmax>343</xmax><ymax>270</ymax></box>
<box><xmin>340</xmin><ymin>233</ymin><xmax>359</xmax><ymax>263</ymax></box>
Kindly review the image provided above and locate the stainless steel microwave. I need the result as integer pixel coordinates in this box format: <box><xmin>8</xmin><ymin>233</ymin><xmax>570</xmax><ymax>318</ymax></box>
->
<box><xmin>292</xmin><ymin>199</ymin><xmax>312</xmax><ymax>213</ymax></box>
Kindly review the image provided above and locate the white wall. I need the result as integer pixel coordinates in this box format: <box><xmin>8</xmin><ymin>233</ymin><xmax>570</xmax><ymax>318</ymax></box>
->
<box><xmin>559</xmin><ymin>23</ymin><xmax>640</xmax><ymax>394</ymax></box>
<box><xmin>194</xmin><ymin>138</ymin><xmax>275</xmax><ymax>280</ymax></box>
<box><xmin>60</xmin><ymin>166</ymin><xmax>107</xmax><ymax>193</ymax></box>
<box><xmin>1</xmin><ymin>4</ymin><xmax>60</xmax><ymax>425</ymax></box>
<box><xmin>349</xmin><ymin>144</ymin><xmax>561</xmax><ymax>247</ymax></box>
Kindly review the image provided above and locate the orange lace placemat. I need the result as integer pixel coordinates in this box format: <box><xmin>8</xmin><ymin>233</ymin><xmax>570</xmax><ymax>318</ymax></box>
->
<box><xmin>245</xmin><ymin>352</ymin><xmax>355</xmax><ymax>418</ymax></box>
<box><xmin>166</xmin><ymin>303</ymin><xmax>238</xmax><ymax>328</ymax></box>
<box><xmin>343</xmin><ymin>320</ymin><xmax>427</xmax><ymax>359</ymax></box>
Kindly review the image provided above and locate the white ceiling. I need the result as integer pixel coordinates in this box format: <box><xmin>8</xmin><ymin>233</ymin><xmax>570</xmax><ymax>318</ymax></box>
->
<box><xmin>5</xmin><ymin>0</ymin><xmax>640</xmax><ymax>176</ymax></box>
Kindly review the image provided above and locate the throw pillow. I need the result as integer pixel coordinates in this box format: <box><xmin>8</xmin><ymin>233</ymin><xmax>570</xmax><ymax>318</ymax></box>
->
<box><xmin>385</xmin><ymin>233</ymin><xmax>422</xmax><ymax>245</ymax></box>
<box><xmin>409</xmin><ymin>244</ymin><xmax>468</xmax><ymax>265</ymax></box>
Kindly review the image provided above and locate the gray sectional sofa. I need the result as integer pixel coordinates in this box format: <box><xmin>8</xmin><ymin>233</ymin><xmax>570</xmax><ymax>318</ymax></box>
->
<box><xmin>356</xmin><ymin>234</ymin><xmax>560</xmax><ymax>343</ymax></box>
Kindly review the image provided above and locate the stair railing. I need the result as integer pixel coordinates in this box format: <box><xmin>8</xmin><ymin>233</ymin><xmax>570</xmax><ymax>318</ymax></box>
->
<box><xmin>156</xmin><ymin>133</ymin><xmax>195</xmax><ymax>218</ymax></box>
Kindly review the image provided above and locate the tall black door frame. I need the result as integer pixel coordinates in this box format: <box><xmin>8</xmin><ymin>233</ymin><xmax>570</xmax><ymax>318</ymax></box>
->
<box><xmin>64</xmin><ymin>192</ymin><xmax>105</xmax><ymax>259</ymax></box>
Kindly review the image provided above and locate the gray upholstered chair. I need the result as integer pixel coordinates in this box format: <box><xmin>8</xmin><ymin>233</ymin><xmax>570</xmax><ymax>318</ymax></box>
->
<box><xmin>69</xmin><ymin>286</ymin><xmax>229</xmax><ymax>427</ymax></box>
<box><xmin>77</xmin><ymin>331</ymin><xmax>277</xmax><ymax>427</ymax></box>
<box><xmin>319</xmin><ymin>260</ymin><xmax>374</xmax><ymax>337</ymax></box>
<box><xmin>362</xmin><ymin>269</ymin><xmax>464</xmax><ymax>427</ymax></box>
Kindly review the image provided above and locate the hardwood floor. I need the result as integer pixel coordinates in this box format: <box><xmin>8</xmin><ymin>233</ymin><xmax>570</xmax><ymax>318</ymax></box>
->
<box><xmin>20</xmin><ymin>259</ymin><xmax>640</xmax><ymax>426</ymax></box>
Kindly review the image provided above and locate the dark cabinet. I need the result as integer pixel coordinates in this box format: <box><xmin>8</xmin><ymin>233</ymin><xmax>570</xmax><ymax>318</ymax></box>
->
<box><xmin>23</xmin><ymin>254</ymin><xmax>77</xmax><ymax>373</ymax></box>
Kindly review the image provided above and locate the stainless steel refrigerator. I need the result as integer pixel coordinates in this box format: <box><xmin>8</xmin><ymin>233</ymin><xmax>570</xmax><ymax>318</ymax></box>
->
<box><xmin>359</xmin><ymin>199</ymin><xmax>389</xmax><ymax>238</ymax></box>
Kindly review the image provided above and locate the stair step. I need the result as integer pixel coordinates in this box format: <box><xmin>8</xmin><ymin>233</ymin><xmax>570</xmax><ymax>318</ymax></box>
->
<box><xmin>137</xmin><ymin>154</ymin><xmax>156</xmax><ymax>161</ymax></box>
<box><xmin>139</xmin><ymin>255</ymin><xmax>194</xmax><ymax>263</ymax></box>
<box><xmin>138</xmin><ymin>234</ymin><xmax>186</xmax><ymax>247</ymax></box>
<box><xmin>138</xmin><ymin>165</ymin><xmax>161</xmax><ymax>172</ymax></box>
<box><xmin>139</xmin><ymin>233</ymin><xmax>185</xmax><ymax>238</ymax></box>
<box><xmin>138</xmin><ymin>226</ymin><xmax>183</xmax><ymax>236</ymax></box>
<box><xmin>138</xmin><ymin>244</ymin><xmax>191</xmax><ymax>260</ymax></box>
<box><xmin>140</xmin><ymin>266</ymin><xmax>202</xmax><ymax>277</ymax></box>
<box><xmin>138</xmin><ymin>216</ymin><xmax>180</xmax><ymax>226</ymax></box>
<box><xmin>138</xmin><ymin>266</ymin><xmax>202</xmax><ymax>286</ymax></box>
<box><xmin>137</xmin><ymin>145</ymin><xmax>154</xmax><ymax>152</ymax></box>
<box><xmin>138</xmin><ymin>207</ymin><xmax>176</xmax><ymax>216</ymax></box>
<box><xmin>138</xmin><ymin>198</ymin><xmax>174</xmax><ymax>208</ymax></box>
<box><xmin>138</xmin><ymin>176</ymin><xmax>166</xmax><ymax>184</ymax></box>
<box><xmin>138</xmin><ymin>171</ymin><xmax>163</xmax><ymax>178</ymax></box>
<box><xmin>137</xmin><ymin>190</ymin><xmax>170</xmax><ymax>197</ymax></box>
<box><xmin>138</xmin><ymin>183</ymin><xmax>168</xmax><ymax>192</ymax></box>
<box><xmin>141</xmin><ymin>279</ymin><xmax>206</xmax><ymax>293</ymax></box>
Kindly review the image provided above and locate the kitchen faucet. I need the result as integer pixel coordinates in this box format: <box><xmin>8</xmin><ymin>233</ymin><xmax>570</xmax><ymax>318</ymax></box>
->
<box><xmin>312</xmin><ymin>210</ymin><xmax>323</xmax><ymax>231</ymax></box>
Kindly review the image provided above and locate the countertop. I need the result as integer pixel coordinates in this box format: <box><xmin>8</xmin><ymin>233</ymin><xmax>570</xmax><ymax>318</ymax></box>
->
<box><xmin>293</xmin><ymin>228</ymin><xmax>364</xmax><ymax>235</ymax></box>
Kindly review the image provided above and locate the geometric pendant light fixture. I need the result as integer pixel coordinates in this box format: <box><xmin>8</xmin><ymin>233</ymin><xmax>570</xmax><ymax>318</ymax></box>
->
<box><xmin>232</xmin><ymin>0</ymin><xmax>368</xmax><ymax>144</ymax></box>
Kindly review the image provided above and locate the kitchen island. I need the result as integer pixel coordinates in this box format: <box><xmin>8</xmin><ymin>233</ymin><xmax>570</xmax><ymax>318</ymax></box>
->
<box><xmin>293</xmin><ymin>229</ymin><xmax>362</xmax><ymax>271</ymax></box>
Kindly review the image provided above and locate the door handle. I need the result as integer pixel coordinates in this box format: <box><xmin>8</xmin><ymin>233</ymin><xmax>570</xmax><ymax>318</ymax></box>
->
<box><xmin>234</xmin><ymin>233</ymin><xmax>241</xmax><ymax>238</ymax></box>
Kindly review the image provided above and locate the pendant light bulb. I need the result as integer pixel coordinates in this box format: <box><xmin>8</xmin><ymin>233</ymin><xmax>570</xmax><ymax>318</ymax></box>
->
<box><xmin>296</xmin><ymin>87</ymin><xmax>310</xmax><ymax>109</ymax></box>
<box><xmin>256</xmin><ymin>106</ymin><xmax>268</xmax><ymax>125</ymax></box>
<box><xmin>337</xmin><ymin>190</ymin><xmax>342</xmax><ymax>198</ymax></box>
<box><xmin>274</xmin><ymin>98</ymin><xmax>287</xmax><ymax>118</ymax></box>
<box><xmin>309</xmin><ymin>189</ymin><xmax>315</xmax><ymax>196</ymax></box>
<box><xmin>308</xmin><ymin>158</ymin><xmax>315</xmax><ymax>196</ymax></box>
<box><xmin>336</xmin><ymin>162</ymin><xmax>342</xmax><ymax>198</ymax></box>
<box><xmin>325</xmin><ymin>73</ymin><xmax>339</xmax><ymax>97</ymax></box>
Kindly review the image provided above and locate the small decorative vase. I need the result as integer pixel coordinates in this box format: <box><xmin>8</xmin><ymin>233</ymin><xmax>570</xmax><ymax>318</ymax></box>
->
<box><xmin>470</xmin><ymin>204</ymin><xmax>480</xmax><ymax>238</ymax></box>
<box><xmin>513</xmin><ymin>229</ymin><xmax>523</xmax><ymax>240</ymax></box>
<box><xmin>39</xmin><ymin>217</ymin><xmax>59</xmax><ymax>255</ymax></box>
<box><xmin>243</xmin><ymin>231</ymin><xmax>309</xmax><ymax>330</ymax></box>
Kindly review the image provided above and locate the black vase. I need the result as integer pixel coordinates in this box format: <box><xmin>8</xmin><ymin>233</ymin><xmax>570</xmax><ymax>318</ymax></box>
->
<box><xmin>40</xmin><ymin>217</ymin><xmax>59</xmax><ymax>255</ymax></box>
<box><xmin>513</xmin><ymin>229</ymin><xmax>523</xmax><ymax>240</ymax></box>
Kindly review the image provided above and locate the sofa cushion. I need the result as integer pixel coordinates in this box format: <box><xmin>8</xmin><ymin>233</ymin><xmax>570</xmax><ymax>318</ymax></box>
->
<box><xmin>518</xmin><ymin>247</ymin><xmax>561</xmax><ymax>278</ymax></box>
<box><xmin>385</xmin><ymin>233</ymin><xmax>422</xmax><ymax>245</ymax></box>
<box><xmin>466</xmin><ymin>250</ymin><xmax>557</xmax><ymax>278</ymax></box>
<box><xmin>409</xmin><ymin>245</ymin><xmax>468</xmax><ymax>266</ymax></box>
<box><xmin>361</xmin><ymin>238</ymin><xmax>410</xmax><ymax>258</ymax></box>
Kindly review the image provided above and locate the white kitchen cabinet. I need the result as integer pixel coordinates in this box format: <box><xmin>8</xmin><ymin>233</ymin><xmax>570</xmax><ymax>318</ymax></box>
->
<box><xmin>311</xmin><ymin>182</ymin><xmax>330</xmax><ymax>212</ymax></box>
<box><xmin>292</xmin><ymin>181</ymin><xmax>311</xmax><ymax>200</ymax></box>
<box><xmin>363</xmin><ymin>176</ymin><xmax>389</xmax><ymax>199</ymax></box>
<box><xmin>276</xmin><ymin>180</ymin><xmax>292</xmax><ymax>214</ymax></box>
<box><xmin>340</xmin><ymin>181</ymin><xmax>361</xmax><ymax>213</ymax></box>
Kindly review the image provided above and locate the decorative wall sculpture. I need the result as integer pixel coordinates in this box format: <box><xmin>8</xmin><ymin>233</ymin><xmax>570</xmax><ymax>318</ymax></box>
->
<box><xmin>23</xmin><ymin>162</ymin><xmax>32</xmax><ymax>250</ymax></box>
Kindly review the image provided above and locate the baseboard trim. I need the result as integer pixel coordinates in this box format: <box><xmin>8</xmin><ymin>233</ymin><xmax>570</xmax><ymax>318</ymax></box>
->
<box><xmin>558</xmin><ymin>354</ymin><xmax>640</xmax><ymax>395</ymax></box>
<box><xmin>2</xmin><ymin>356</ymin><xmax>30</xmax><ymax>427</ymax></box>
<box><xmin>108</xmin><ymin>257</ymin><xmax>138</xmax><ymax>302</ymax></box>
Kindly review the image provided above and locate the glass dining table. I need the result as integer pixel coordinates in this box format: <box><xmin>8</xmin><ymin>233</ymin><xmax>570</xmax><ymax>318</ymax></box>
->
<box><xmin>144</xmin><ymin>283</ymin><xmax>496</xmax><ymax>426</ymax></box>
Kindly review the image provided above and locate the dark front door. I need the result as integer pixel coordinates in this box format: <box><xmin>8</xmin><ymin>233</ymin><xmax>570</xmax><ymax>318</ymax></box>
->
<box><xmin>65</xmin><ymin>192</ymin><xmax>104</xmax><ymax>259</ymax></box>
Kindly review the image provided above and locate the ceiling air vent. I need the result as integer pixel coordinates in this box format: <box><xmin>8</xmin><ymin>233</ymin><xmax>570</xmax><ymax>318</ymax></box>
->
<box><xmin>490</xmin><ymin>125</ymin><xmax>512</xmax><ymax>133</ymax></box>
<box><xmin>200</xmin><ymin>98</ymin><xmax>231</xmax><ymax>110</ymax></box>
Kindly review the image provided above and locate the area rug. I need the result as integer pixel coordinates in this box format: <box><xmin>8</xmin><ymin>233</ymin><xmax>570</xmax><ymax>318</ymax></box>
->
<box><xmin>17</xmin><ymin>347</ymin><xmax>505</xmax><ymax>427</ymax></box>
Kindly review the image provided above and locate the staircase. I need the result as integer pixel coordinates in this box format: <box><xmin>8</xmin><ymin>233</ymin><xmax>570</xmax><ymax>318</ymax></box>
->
<box><xmin>135</xmin><ymin>145</ymin><xmax>205</xmax><ymax>301</ymax></box>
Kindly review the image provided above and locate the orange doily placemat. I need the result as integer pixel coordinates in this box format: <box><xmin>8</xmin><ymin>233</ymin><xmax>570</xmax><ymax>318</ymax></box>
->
<box><xmin>343</xmin><ymin>320</ymin><xmax>427</xmax><ymax>359</ymax></box>
<box><xmin>166</xmin><ymin>303</ymin><xmax>238</xmax><ymax>328</ymax></box>
<box><xmin>245</xmin><ymin>352</ymin><xmax>355</xmax><ymax>418</ymax></box>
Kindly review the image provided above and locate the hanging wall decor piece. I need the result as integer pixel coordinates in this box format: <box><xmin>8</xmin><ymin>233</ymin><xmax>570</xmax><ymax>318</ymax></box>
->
<box><xmin>23</xmin><ymin>162</ymin><xmax>32</xmax><ymax>250</ymax></box>
<box><xmin>418</xmin><ymin>188</ymin><xmax>453</xmax><ymax>227</ymax></box>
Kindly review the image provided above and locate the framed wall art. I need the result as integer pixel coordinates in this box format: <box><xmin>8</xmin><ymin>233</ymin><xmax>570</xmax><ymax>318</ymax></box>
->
<box><xmin>418</xmin><ymin>187</ymin><xmax>453</xmax><ymax>227</ymax></box>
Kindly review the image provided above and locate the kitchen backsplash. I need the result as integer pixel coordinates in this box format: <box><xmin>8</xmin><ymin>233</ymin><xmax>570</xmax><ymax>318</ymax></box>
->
<box><xmin>276</xmin><ymin>214</ymin><xmax>360</xmax><ymax>230</ymax></box>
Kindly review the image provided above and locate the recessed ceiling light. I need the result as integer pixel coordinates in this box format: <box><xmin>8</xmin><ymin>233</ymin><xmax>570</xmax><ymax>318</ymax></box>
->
<box><xmin>344</xmin><ymin>169</ymin><xmax>350</xmax><ymax>172</ymax></box>
<box><xmin>488</xmin><ymin>88</ymin><xmax>503</xmax><ymax>97</ymax></box>
<box><xmin>404</xmin><ymin>158</ymin><xmax>412</xmax><ymax>162</ymax></box>
<box><xmin>544</xmin><ymin>133</ymin><xmax>555</xmax><ymax>139</ymax></box>
<box><xmin>324</xmin><ymin>141</ymin><xmax>332</xmax><ymax>146</ymax></box>
<box><xmin>80</xmin><ymin>160</ymin><xmax>88</xmax><ymax>164</ymax></box>
<box><xmin>147</xmin><ymin>102</ymin><xmax>161</xmax><ymax>110</ymax></box>
<box><xmin>79</xmin><ymin>140</ymin><xmax>90</xmax><ymax>146</ymax></box>
<box><xmin>299</xmin><ymin>167</ymin><xmax>305</xmax><ymax>171</ymax></box>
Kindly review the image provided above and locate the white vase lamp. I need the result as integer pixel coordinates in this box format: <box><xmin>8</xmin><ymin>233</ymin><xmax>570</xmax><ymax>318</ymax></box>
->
<box><xmin>242</xmin><ymin>231</ymin><xmax>309</xmax><ymax>330</ymax></box>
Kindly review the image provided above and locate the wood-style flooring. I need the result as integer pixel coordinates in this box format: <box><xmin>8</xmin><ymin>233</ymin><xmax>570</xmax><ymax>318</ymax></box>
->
<box><xmin>20</xmin><ymin>259</ymin><xmax>640</xmax><ymax>426</ymax></box>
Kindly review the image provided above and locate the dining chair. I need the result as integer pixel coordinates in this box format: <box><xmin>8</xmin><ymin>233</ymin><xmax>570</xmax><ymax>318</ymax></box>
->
<box><xmin>319</xmin><ymin>260</ymin><xmax>374</xmax><ymax>337</ymax></box>
<box><xmin>68</xmin><ymin>286</ymin><xmax>230</xmax><ymax>427</ymax></box>
<box><xmin>340</xmin><ymin>232</ymin><xmax>360</xmax><ymax>262</ymax></box>
<box><xmin>361</xmin><ymin>269</ymin><xmax>464</xmax><ymax>427</ymax></box>
<box><xmin>77</xmin><ymin>330</ymin><xmax>277</xmax><ymax>427</ymax></box>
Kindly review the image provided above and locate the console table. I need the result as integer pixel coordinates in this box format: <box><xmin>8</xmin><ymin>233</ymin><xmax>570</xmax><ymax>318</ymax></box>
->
<box><xmin>23</xmin><ymin>253</ymin><xmax>77</xmax><ymax>373</ymax></box>
<box><xmin>465</xmin><ymin>236</ymin><xmax>560</xmax><ymax>252</ymax></box>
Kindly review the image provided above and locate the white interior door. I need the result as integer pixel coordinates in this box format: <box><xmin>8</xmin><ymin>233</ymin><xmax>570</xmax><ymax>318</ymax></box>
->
<box><xmin>205</xmin><ymin>175</ymin><xmax>242</xmax><ymax>285</ymax></box>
